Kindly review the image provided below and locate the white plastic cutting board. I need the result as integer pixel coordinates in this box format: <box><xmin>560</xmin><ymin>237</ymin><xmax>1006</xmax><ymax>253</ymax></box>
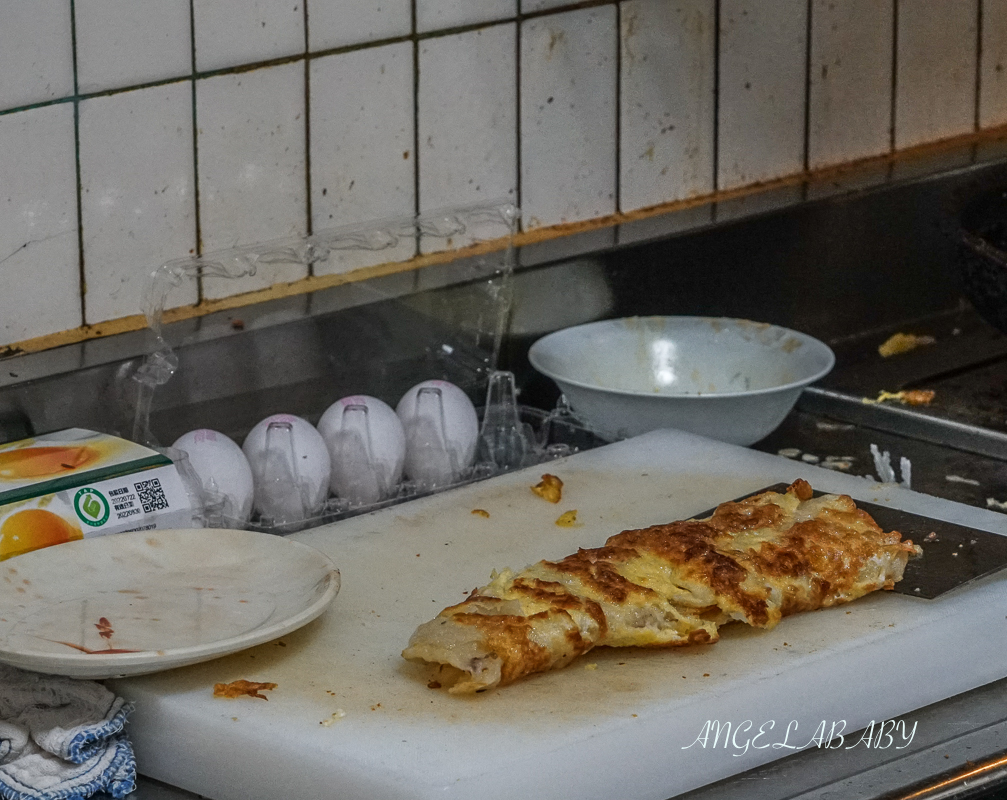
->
<box><xmin>111</xmin><ymin>429</ymin><xmax>1007</xmax><ymax>800</ymax></box>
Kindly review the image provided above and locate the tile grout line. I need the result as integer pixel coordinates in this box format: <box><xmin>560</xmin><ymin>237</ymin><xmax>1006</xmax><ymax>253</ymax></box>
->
<box><xmin>886</xmin><ymin>0</ymin><xmax>899</xmax><ymax>184</ymax></box>
<box><xmin>69</xmin><ymin>0</ymin><xmax>86</xmax><ymax>329</ymax></box>
<box><xmin>971</xmin><ymin>0</ymin><xmax>985</xmax><ymax>167</ymax></box>
<box><xmin>614</xmin><ymin>1</ymin><xmax>622</xmax><ymax>216</ymax></box>
<box><xmin>712</xmin><ymin>0</ymin><xmax>721</xmax><ymax>198</ymax></box>
<box><xmin>411</xmin><ymin>0</ymin><xmax>421</xmax><ymax>265</ymax></box>
<box><xmin>303</xmin><ymin>0</ymin><xmax>313</xmax><ymax>253</ymax></box>
<box><xmin>515</xmin><ymin>1</ymin><xmax>524</xmax><ymax>234</ymax></box>
<box><xmin>0</xmin><ymin>16</ymin><xmax>534</xmax><ymax>121</ymax></box>
<box><xmin>889</xmin><ymin>0</ymin><xmax>899</xmax><ymax>154</ymax></box>
<box><xmin>0</xmin><ymin>95</ymin><xmax>76</xmax><ymax>119</ymax></box>
<box><xmin>305</xmin><ymin>19</ymin><xmax>316</xmax><ymax>319</ymax></box>
<box><xmin>412</xmin><ymin>0</ymin><xmax>420</xmax><ymax>223</ymax></box>
<box><xmin>522</xmin><ymin>0</ymin><xmax>613</xmax><ymax>21</ymax></box>
<box><xmin>0</xmin><ymin>57</ymin><xmax>315</xmax><ymax>120</ymax></box>
<box><xmin>801</xmin><ymin>0</ymin><xmax>813</xmax><ymax>202</ymax></box>
<box><xmin>189</xmin><ymin>0</ymin><xmax>203</xmax><ymax>304</ymax></box>
<box><xmin>975</xmin><ymin>0</ymin><xmax>984</xmax><ymax>133</ymax></box>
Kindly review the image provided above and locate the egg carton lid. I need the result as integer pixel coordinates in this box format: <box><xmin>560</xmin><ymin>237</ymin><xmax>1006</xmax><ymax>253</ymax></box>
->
<box><xmin>130</xmin><ymin>201</ymin><xmax>520</xmax><ymax>450</ymax></box>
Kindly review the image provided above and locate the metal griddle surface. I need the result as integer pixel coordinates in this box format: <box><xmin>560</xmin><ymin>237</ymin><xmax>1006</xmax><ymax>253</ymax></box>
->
<box><xmin>699</xmin><ymin>482</ymin><xmax>1007</xmax><ymax>599</ymax></box>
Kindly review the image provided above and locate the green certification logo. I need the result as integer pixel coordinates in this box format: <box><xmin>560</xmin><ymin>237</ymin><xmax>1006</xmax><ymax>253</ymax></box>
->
<box><xmin>74</xmin><ymin>488</ymin><xmax>110</xmax><ymax>527</ymax></box>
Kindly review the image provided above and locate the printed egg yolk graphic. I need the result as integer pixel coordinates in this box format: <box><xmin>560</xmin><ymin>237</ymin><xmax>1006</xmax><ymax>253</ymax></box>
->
<box><xmin>0</xmin><ymin>446</ymin><xmax>99</xmax><ymax>480</ymax></box>
<box><xmin>0</xmin><ymin>509</ymin><xmax>83</xmax><ymax>560</ymax></box>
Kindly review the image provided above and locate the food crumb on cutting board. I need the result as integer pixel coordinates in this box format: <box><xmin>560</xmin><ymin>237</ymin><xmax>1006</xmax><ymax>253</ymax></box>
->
<box><xmin>532</xmin><ymin>474</ymin><xmax>563</xmax><ymax>503</ymax></box>
<box><xmin>555</xmin><ymin>510</ymin><xmax>580</xmax><ymax>527</ymax></box>
<box><xmin>213</xmin><ymin>680</ymin><xmax>277</xmax><ymax>700</ymax></box>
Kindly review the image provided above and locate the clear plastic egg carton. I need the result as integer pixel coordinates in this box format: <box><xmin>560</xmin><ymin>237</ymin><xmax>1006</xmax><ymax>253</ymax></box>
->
<box><xmin>219</xmin><ymin>385</ymin><xmax>608</xmax><ymax>535</ymax></box>
<box><xmin>130</xmin><ymin>201</ymin><xmax>610</xmax><ymax>535</ymax></box>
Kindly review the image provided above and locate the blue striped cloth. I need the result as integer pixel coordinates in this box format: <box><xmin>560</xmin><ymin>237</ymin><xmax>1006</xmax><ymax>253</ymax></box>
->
<box><xmin>0</xmin><ymin>666</ymin><xmax>136</xmax><ymax>800</ymax></box>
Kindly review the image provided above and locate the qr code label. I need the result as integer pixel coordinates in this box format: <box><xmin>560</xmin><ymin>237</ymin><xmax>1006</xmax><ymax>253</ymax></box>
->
<box><xmin>135</xmin><ymin>477</ymin><xmax>169</xmax><ymax>513</ymax></box>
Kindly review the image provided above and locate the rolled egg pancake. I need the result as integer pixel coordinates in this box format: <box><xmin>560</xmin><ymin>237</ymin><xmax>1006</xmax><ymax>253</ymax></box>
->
<box><xmin>402</xmin><ymin>479</ymin><xmax>921</xmax><ymax>694</ymax></box>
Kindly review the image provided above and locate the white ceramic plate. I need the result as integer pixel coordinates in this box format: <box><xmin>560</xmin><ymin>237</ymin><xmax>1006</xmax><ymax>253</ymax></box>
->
<box><xmin>0</xmin><ymin>528</ymin><xmax>340</xmax><ymax>679</ymax></box>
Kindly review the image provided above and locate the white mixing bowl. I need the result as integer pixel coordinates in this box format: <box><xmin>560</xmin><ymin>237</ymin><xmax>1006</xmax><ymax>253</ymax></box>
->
<box><xmin>528</xmin><ymin>316</ymin><xmax>835</xmax><ymax>446</ymax></box>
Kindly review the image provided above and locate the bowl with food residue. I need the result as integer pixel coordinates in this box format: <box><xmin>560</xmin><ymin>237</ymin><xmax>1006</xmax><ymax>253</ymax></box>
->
<box><xmin>528</xmin><ymin>316</ymin><xmax>835</xmax><ymax>445</ymax></box>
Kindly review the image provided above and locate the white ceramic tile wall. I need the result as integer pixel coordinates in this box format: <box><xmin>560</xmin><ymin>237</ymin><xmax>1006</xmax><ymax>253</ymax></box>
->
<box><xmin>620</xmin><ymin>0</ymin><xmax>716</xmax><ymax>212</ymax></box>
<box><xmin>894</xmin><ymin>0</ymin><xmax>978</xmax><ymax>150</ymax></box>
<box><xmin>310</xmin><ymin>42</ymin><xmax>415</xmax><ymax>276</ymax></box>
<box><xmin>807</xmin><ymin>0</ymin><xmax>893</xmax><ymax>169</ymax></box>
<box><xmin>308</xmin><ymin>0</ymin><xmax>410</xmax><ymax>51</ymax></box>
<box><xmin>521</xmin><ymin>5</ymin><xmax>618</xmax><ymax>229</ymax></box>
<box><xmin>0</xmin><ymin>104</ymin><xmax>81</xmax><ymax>345</ymax></box>
<box><xmin>0</xmin><ymin>0</ymin><xmax>1006</xmax><ymax>349</ymax></box>
<box><xmin>521</xmin><ymin>0</ymin><xmax>571</xmax><ymax>13</ymax></box>
<box><xmin>197</xmin><ymin>63</ymin><xmax>307</xmax><ymax>299</ymax></box>
<box><xmin>418</xmin><ymin>24</ymin><xmax>517</xmax><ymax>212</ymax></box>
<box><xmin>718</xmin><ymin>0</ymin><xmax>808</xmax><ymax>190</ymax></box>
<box><xmin>79</xmin><ymin>84</ymin><xmax>197</xmax><ymax>324</ymax></box>
<box><xmin>193</xmin><ymin>0</ymin><xmax>304</xmax><ymax>72</ymax></box>
<box><xmin>74</xmin><ymin>0</ymin><xmax>191</xmax><ymax>93</ymax></box>
<box><xmin>981</xmin><ymin>0</ymin><xmax>1007</xmax><ymax>129</ymax></box>
<box><xmin>417</xmin><ymin>0</ymin><xmax>516</xmax><ymax>34</ymax></box>
<box><xmin>0</xmin><ymin>1</ymin><xmax>74</xmax><ymax>110</ymax></box>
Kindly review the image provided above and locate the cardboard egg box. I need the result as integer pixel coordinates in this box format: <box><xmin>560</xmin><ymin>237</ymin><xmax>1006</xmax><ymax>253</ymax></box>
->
<box><xmin>0</xmin><ymin>428</ymin><xmax>198</xmax><ymax>560</ymax></box>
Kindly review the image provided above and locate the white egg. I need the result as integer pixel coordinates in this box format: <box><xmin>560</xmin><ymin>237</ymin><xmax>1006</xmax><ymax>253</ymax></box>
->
<box><xmin>396</xmin><ymin>380</ymin><xmax>479</xmax><ymax>488</ymax></box>
<box><xmin>318</xmin><ymin>396</ymin><xmax>406</xmax><ymax>506</ymax></box>
<box><xmin>242</xmin><ymin>414</ymin><xmax>331</xmax><ymax>523</ymax></box>
<box><xmin>171</xmin><ymin>429</ymin><xmax>255</xmax><ymax>523</ymax></box>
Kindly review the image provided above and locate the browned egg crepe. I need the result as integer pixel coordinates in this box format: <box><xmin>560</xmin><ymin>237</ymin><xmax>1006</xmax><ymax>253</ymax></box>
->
<box><xmin>402</xmin><ymin>479</ymin><xmax>921</xmax><ymax>694</ymax></box>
